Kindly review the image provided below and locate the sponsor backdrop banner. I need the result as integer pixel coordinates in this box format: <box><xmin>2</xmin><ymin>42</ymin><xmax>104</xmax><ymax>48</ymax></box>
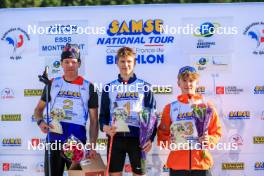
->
<box><xmin>0</xmin><ymin>3</ymin><xmax>264</xmax><ymax>176</ymax></box>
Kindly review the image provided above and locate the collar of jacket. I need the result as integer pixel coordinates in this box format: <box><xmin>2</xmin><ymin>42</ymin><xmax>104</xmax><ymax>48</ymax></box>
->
<box><xmin>117</xmin><ymin>73</ymin><xmax>137</xmax><ymax>84</ymax></box>
<box><xmin>177</xmin><ymin>94</ymin><xmax>202</xmax><ymax>104</ymax></box>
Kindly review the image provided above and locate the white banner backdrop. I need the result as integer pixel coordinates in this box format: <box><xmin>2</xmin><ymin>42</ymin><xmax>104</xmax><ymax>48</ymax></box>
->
<box><xmin>0</xmin><ymin>3</ymin><xmax>264</xmax><ymax>176</ymax></box>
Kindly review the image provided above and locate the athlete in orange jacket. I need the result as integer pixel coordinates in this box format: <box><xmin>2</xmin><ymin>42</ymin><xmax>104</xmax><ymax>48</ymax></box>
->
<box><xmin>157</xmin><ymin>66</ymin><xmax>222</xmax><ymax>176</ymax></box>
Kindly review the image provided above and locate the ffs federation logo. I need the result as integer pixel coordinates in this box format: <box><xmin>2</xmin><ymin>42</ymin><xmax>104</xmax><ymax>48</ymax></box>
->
<box><xmin>243</xmin><ymin>22</ymin><xmax>264</xmax><ymax>55</ymax></box>
<box><xmin>1</xmin><ymin>27</ymin><xmax>30</xmax><ymax>60</ymax></box>
<box><xmin>248</xmin><ymin>30</ymin><xmax>264</xmax><ymax>48</ymax></box>
<box><xmin>6</xmin><ymin>34</ymin><xmax>23</xmax><ymax>52</ymax></box>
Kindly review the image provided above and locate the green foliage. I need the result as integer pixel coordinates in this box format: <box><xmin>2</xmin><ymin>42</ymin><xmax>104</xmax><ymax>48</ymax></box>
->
<box><xmin>0</xmin><ymin>0</ymin><xmax>263</xmax><ymax>8</ymax></box>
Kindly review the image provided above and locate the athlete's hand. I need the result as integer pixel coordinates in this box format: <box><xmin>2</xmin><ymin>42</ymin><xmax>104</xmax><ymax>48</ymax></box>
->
<box><xmin>103</xmin><ymin>125</ymin><xmax>117</xmax><ymax>137</ymax></box>
<box><xmin>199</xmin><ymin>133</ymin><xmax>210</xmax><ymax>146</ymax></box>
<box><xmin>87</xmin><ymin>149</ymin><xmax>97</xmax><ymax>159</ymax></box>
<box><xmin>39</xmin><ymin>121</ymin><xmax>54</xmax><ymax>134</ymax></box>
<box><xmin>142</xmin><ymin>140</ymin><xmax>152</xmax><ymax>153</ymax></box>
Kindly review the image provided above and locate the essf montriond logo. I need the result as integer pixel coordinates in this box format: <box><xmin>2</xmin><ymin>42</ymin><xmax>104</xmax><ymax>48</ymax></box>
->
<box><xmin>1</xmin><ymin>27</ymin><xmax>30</xmax><ymax>60</ymax></box>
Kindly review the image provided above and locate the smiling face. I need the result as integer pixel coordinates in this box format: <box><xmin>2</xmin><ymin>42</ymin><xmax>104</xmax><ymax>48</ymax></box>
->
<box><xmin>177</xmin><ymin>74</ymin><xmax>198</xmax><ymax>95</ymax></box>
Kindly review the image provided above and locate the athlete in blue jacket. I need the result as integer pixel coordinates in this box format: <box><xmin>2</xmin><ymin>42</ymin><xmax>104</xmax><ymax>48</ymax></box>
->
<box><xmin>99</xmin><ymin>46</ymin><xmax>157</xmax><ymax>176</ymax></box>
<box><xmin>34</xmin><ymin>43</ymin><xmax>98</xmax><ymax>176</ymax></box>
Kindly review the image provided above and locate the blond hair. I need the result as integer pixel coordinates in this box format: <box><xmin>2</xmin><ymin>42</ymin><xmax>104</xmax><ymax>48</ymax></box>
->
<box><xmin>116</xmin><ymin>47</ymin><xmax>136</xmax><ymax>62</ymax></box>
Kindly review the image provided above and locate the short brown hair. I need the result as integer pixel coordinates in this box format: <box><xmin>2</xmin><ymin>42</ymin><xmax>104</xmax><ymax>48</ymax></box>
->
<box><xmin>116</xmin><ymin>47</ymin><xmax>136</xmax><ymax>61</ymax></box>
<box><xmin>178</xmin><ymin>72</ymin><xmax>199</xmax><ymax>81</ymax></box>
<box><xmin>177</xmin><ymin>66</ymin><xmax>199</xmax><ymax>80</ymax></box>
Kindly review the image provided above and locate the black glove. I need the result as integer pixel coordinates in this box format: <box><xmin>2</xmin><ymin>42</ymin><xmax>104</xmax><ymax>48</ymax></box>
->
<box><xmin>38</xmin><ymin>69</ymin><xmax>50</xmax><ymax>85</ymax></box>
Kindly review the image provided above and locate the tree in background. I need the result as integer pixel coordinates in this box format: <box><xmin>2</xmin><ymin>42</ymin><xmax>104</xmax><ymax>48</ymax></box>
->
<box><xmin>0</xmin><ymin>0</ymin><xmax>263</xmax><ymax>8</ymax></box>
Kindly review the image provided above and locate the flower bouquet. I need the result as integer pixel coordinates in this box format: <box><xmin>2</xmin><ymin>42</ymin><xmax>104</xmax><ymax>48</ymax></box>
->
<box><xmin>139</xmin><ymin>108</ymin><xmax>157</xmax><ymax>168</ymax></box>
<box><xmin>191</xmin><ymin>100</ymin><xmax>213</xmax><ymax>158</ymax></box>
<box><xmin>62</xmin><ymin>135</ymin><xmax>86</xmax><ymax>163</ymax></box>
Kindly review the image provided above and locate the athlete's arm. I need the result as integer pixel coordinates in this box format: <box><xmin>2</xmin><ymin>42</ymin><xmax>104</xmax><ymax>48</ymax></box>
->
<box><xmin>34</xmin><ymin>100</ymin><xmax>53</xmax><ymax>133</ymax></box>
